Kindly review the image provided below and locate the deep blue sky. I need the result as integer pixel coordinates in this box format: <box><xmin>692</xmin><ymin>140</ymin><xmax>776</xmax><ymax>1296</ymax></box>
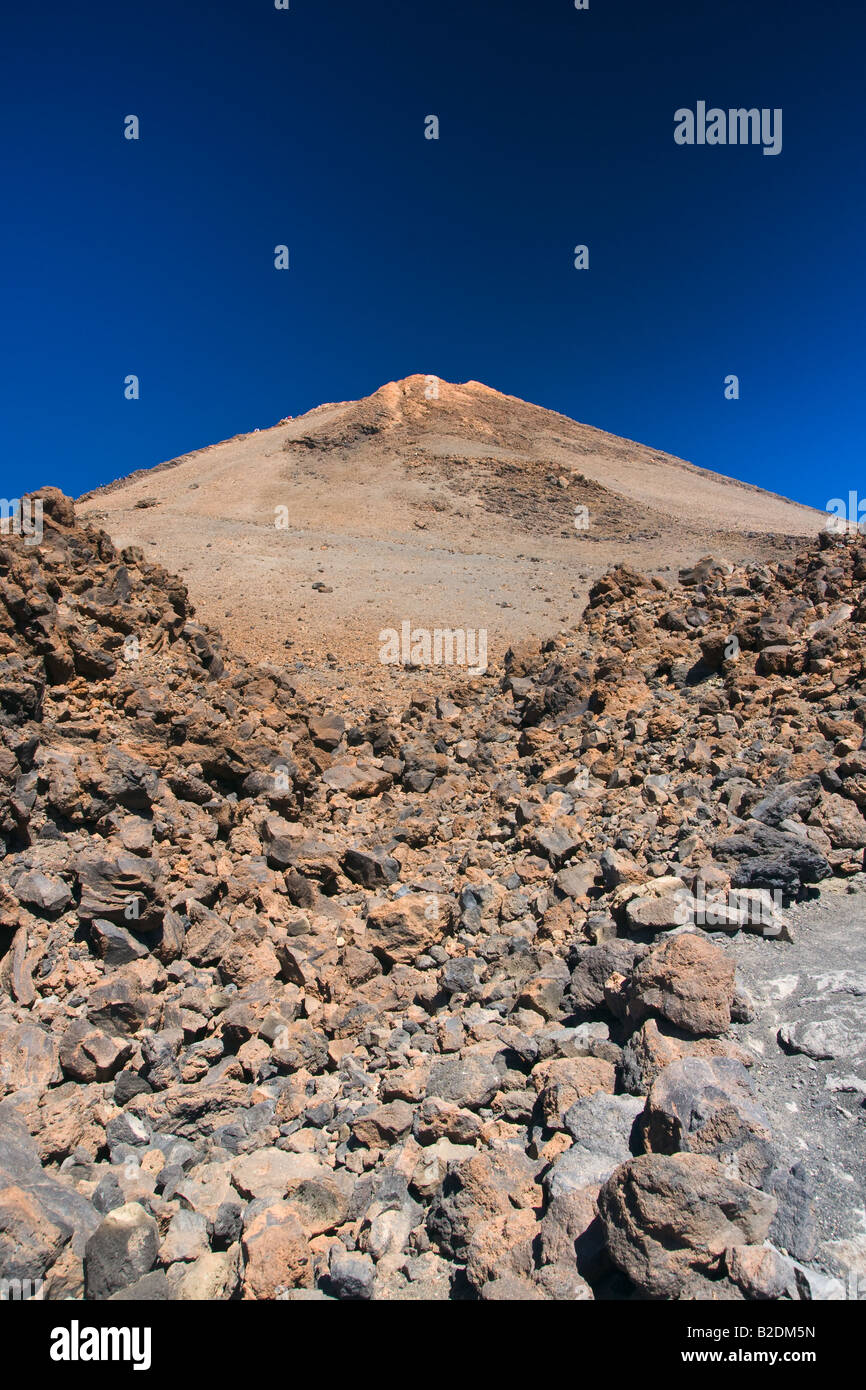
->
<box><xmin>2</xmin><ymin>0</ymin><xmax>863</xmax><ymax>512</ymax></box>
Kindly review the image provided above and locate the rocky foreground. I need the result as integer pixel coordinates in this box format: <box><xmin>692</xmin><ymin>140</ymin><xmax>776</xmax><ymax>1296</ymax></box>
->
<box><xmin>1</xmin><ymin>490</ymin><xmax>864</xmax><ymax>1301</ymax></box>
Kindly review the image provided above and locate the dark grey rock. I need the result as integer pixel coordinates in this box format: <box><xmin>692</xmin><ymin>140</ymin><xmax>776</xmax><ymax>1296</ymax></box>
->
<box><xmin>328</xmin><ymin>1250</ymin><xmax>375</xmax><ymax>1300</ymax></box>
<box><xmin>12</xmin><ymin>870</ymin><xmax>72</xmax><ymax>914</ymax></box>
<box><xmin>106</xmin><ymin>1112</ymin><xmax>152</xmax><ymax>1149</ymax></box>
<box><xmin>114</xmin><ymin>1071</ymin><xmax>152</xmax><ymax>1107</ymax></box>
<box><xmin>213</xmin><ymin>1200</ymin><xmax>244</xmax><ymax>1249</ymax></box>
<box><xmin>767</xmin><ymin>1164</ymin><xmax>818</xmax><ymax>1262</ymax></box>
<box><xmin>84</xmin><ymin>1203</ymin><xmax>159</xmax><ymax>1300</ymax></box>
<box><xmin>107</xmin><ymin>1270</ymin><xmax>171</xmax><ymax>1301</ymax></box>
<box><xmin>91</xmin><ymin>918</ymin><xmax>149</xmax><ymax>966</ymax></box>
<box><xmin>713</xmin><ymin>824</ymin><xmax>831</xmax><ymax>897</ymax></box>
<box><xmin>425</xmin><ymin>1055</ymin><xmax>500</xmax><ymax>1110</ymax></box>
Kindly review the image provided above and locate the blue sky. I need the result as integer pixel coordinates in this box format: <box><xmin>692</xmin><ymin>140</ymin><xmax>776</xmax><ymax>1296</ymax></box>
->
<box><xmin>1</xmin><ymin>0</ymin><xmax>863</xmax><ymax>512</ymax></box>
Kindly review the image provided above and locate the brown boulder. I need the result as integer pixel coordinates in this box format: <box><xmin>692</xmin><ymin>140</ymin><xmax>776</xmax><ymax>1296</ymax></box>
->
<box><xmin>0</xmin><ymin>1020</ymin><xmax>61</xmax><ymax>1093</ymax></box>
<box><xmin>598</xmin><ymin>1152</ymin><xmax>775</xmax><ymax>1298</ymax></box>
<box><xmin>532</xmin><ymin>1056</ymin><xmax>616</xmax><ymax>1128</ymax></box>
<box><xmin>76</xmin><ymin>851</ymin><xmax>163</xmax><ymax>931</ymax></box>
<box><xmin>0</xmin><ymin>1184</ymin><xmax>66</xmax><ymax>1281</ymax></box>
<box><xmin>241</xmin><ymin>1203</ymin><xmax>313</xmax><ymax>1299</ymax></box>
<box><xmin>465</xmin><ymin>1207</ymin><xmax>538</xmax><ymax>1294</ymax></box>
<box><xmin>58</xmin><ymin>1019</ymin><xmax>132</xmax><ymax>1083</ymax></box>
<box><xmin>351</xmin><ymin>1100</ymin><xmax>414</xmax><ymax>1148</ymax></box>
<box><xmin>366</xmin><ymin>893</ymin><xmax>451</xmax><ymax>965</ymax></box>
<box><xmin>624</xmin><ymin>933</ymin><xmax>734</xmax><ymax>1037</ymax></box>
<box><xmin>427</xmin><ymin>1148</ymin><xmax>543</xmax><ymax>1261</ymax></box>
<box><xmin>218</xmin><ymin>920</ymin><xmax>282</xmax><ymax>987</ymax></box>
<box><xmin>321</xmin><ymin>760</ymin><xmax>392</xmax><ymax>798</ymax></box>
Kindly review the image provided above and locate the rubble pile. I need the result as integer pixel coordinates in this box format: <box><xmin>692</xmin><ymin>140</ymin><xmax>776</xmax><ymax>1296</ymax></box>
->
<box><xmin>1</xmin><ymin>491</ymin><xmax>863</xmax><ymax>1301</ymax></box>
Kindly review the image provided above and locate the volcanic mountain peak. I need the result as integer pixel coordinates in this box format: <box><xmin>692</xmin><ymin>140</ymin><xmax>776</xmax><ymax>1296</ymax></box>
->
<box><xmin>295</xmin><ymin>374</ymin><xmax>613</xmax><ymax>452</ymax></box>
<box><xmin>79</xmin><ymin>376</ymin><xmax>824</xmax><ymax>682</ymax></box>
<box><xmin>294</xmin><ymin>374</ymin><xmax>525</xmax><ymax>446</ymax></box>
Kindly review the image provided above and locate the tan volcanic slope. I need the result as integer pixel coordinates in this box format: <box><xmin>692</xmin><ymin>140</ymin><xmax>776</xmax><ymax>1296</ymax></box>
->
<box><xmin>79</xmin><ymin>374</ymin><xmax>824</xmax><ymax>699</ymax></box>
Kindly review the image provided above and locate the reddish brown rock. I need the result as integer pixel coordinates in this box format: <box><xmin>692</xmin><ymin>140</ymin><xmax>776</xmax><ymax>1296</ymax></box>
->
<box><xmin>465</xmin><ymin>1207</ymin><xmax>538</xmax><ymax>1295</ymax></box>
<box><xmin>427</xmin><ymin>1148</ymin><xmax>543</xmax><ymax>1261</ymax></box>
<box><xmin>532</xmin><ymin>1056</ymin><xmax>616</xmax><ymax>1128</ymax></box>
<box><xmin>624</xmin><ymin>933</ymin><xmax>735</xmax><ymax>1038</ymax></box>
<box><xmin>351</xmin><ymin>1100</ymin><xmax>414</xmax><ymax>1148</ymax></box>
<box><xmin>58</xmin><ymin>1019</ymin><xmax>132</xmax><ymax>1083</ymax></box>
<box><xmin>0</xmin><ymin>1020</ymin><xmax>61</xmax><ymax>1093</ymax></box>
<box><xmin>365</xmin><ymin>894</ymin><xmax>451</xmax><ymax>965</ymax></box>
<box><xmin>241</xmin><ymin>1204</ymin><xmax>313</xmax><ymax>1299</ymax></box>
<box><xmin>0</xmin><ymin>1184</ymin><xmax>66</xmax><ymax>1281</ymax></box>
<box><xmin>598</xmin><ymin>1153</ymin><xmax>776</xmax><ymax>1298</ymax></box>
